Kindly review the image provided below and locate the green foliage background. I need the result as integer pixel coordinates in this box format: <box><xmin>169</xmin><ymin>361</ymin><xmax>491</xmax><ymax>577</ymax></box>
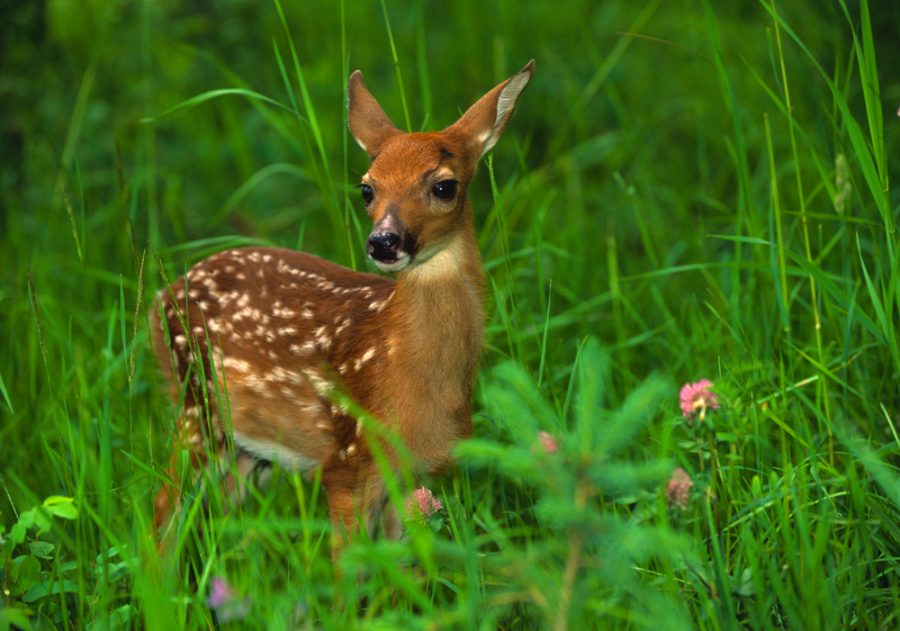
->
<box><xmin>1</xmin><ymin>0</ymin><xmax>898</xmax><ymax>628</ymax></box>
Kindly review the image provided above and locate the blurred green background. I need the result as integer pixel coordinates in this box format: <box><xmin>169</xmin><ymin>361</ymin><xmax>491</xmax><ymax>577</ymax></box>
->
<box><xmin>1</xmin><ymin>0</ymin><xmax>898</xmax><ymax>628</ymax></box>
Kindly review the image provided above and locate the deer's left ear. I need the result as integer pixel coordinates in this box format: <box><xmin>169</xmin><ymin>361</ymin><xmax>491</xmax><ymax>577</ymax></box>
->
<box><xmin>445</xmin><ymin>60</ymin><xmax>535</xmax><ymax>160</ymax></box>
<box><xmin>348</xmin><ymin>70</ymin><xmax>401</xmax><ymax>158</ymax></box>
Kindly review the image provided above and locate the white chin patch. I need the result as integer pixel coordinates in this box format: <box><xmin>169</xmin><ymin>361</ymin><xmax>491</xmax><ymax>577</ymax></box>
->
<box><xmin>373</xmin><ymin>252</ymin><xmax>412</xmax><ymax>272</ymax></box>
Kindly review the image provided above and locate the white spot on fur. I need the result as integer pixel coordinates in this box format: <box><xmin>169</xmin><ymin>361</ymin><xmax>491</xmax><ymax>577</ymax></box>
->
<box><xmin>223</xmin><ymin>357</ymin><xmax>252</xmax><ymax>372</ymax></box>
<box><xmin>266</xmin><ymin>367</ymin><xmax>303</xmax><ymax>385</ymax></box>
<box><xmin>354</xmin><ymin>347</ymin><xmax>376</xmax><ymax>371</ymax></box>
<box><xmin>271</xmin><ymin>301</ymin><xmax>297</xmax><ymax>318</ymax></box>
<box><xmin>367</xmin><ymin>293</ymin><xmax>393</xmax><ymax>313</ymax></box>
<box><xmin>216</xmin><ymin>290</ymin><xmax>239</xmax><ymax>307</ymax></box>
<box><xmin>241</xmin><ymin>373</ymin><xmax>270</xmax><ymax>397</ymax></box>
<box><xmin>290</xmin><ymin>341</ymin><xmax>315</xmax><ymax>355</ymax></box>
<box><xmin>302</xmin><ymin>368</ymin><xmax>332</xmax><ymax>396</ymax></box>
<box><xmin>314</xmin><ymin>326</ymin><xmax>332</xmax><ymax>351</ymax></box>
<box><xmin>335</xmin><ymin>316</ymin><xmax>352</xmax><ymax>335</ymax></box>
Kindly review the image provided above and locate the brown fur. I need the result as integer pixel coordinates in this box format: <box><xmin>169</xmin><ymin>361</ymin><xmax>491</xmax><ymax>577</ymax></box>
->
<box><xmin>152</xmin><ymin>61</ymin><xmax>534</xmax><ymax>560</ymax></box>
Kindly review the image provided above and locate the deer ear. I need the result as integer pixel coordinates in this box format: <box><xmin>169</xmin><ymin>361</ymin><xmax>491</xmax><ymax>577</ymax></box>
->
<box><xmin>348</xmin><ymin>70</ymin><xmax>401</xmax><ymax>158</ymax></box>
<box><xmin>446</xmin><ymin>60</ymin><xmax>534</xmax><ymax>160</ymax></box>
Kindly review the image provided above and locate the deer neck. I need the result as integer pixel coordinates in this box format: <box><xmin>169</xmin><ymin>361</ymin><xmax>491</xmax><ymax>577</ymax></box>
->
<box><xmin>391</xmin><ymin>221</ymin><xmax>483</xmax><ymax>368</ymax></box>
<box><xmin>380</xmin><ymin>220</ymin><xmax>484</xmax><ymax>463</ymax></box>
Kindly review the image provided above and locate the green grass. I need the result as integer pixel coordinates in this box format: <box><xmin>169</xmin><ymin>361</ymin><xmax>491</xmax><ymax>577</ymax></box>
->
<box><xmin>1</xmin><ymin>0</ymin><xmax>898</xmax><ymax>628</ymax></box>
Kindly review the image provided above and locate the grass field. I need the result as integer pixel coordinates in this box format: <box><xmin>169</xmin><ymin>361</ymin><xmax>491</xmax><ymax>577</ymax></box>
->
<box><xmin>1</xmin><ymin>0</ymin><xmax>898</xmax><ymax>628</ymax></box>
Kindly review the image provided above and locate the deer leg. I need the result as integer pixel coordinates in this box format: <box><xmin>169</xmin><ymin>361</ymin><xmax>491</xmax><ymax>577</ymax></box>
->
<box><xmin>324</xmin><ymin>463</ymin><xmax>390</xmax><ymax>560</ymax></box>
<box><xmin>154</xmin><ymin>409</ymin><xmax>207</xmax><ymax>537</ymax></box>
<box><xmin>325</xmin><ymin>485</ymin><xmax>359</xmax><ymax>564</ymax></box>
<box><xmin>155</xmin><ymin>425</ymin><xmax>262</xmax><ymax>545</ymax></box>
<box><xmin>380</xmin><ymin>501</ymin><xmax>404</xmax><ymax>542</ymax></box>
<box><xmin>216</xmin><ymin>449</ymin><xmax>268</xmax><ymax>514</ymax></box>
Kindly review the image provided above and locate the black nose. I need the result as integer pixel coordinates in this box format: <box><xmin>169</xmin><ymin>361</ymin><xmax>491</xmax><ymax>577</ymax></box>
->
<box><xmin>368</xmin><ymin>232</ymin><xmax>401</xmax><ymax>262</ymax></box>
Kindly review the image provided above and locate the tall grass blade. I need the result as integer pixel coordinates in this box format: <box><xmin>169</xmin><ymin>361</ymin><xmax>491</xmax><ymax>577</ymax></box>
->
<box><xmin>141</xmin><ymin>88</ymin><xmax>293</xmax><ymax>123</ymax></box>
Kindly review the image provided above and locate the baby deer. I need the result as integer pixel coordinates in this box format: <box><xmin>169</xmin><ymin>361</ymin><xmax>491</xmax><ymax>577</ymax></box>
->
<box><xmin>152</xmin><ymin>61</ymin><xmax>534</xmax><ymax>558</ymax></box>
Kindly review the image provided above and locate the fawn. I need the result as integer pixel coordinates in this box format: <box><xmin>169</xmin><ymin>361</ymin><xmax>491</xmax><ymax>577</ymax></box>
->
<box><xmin>152</xmin><ymin>61</ymin><xmax>534</xmax><ymax>559</ymax></box>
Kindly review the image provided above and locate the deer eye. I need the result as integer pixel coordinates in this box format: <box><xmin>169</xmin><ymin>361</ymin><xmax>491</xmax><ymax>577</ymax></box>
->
<box><xmin>360</xmin><ymin>184</ymin><xmax>374</xmax><ymax>205</ymax></box>
<box><xmin>432</xmin><ymin>180</ymin><xmax>457</xmax><ymax>200</ymax></box>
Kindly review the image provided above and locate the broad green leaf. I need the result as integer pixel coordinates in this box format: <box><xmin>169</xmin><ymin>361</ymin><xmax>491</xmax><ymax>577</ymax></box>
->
<box><xmin>42</xmin><ymin>496</ymin><xmax>78</xmax><ymax>520</ymax></box>
<box><xmin>0</xmin><ymin>607</ymin><xmax>34</xmax><ymax>631</ymax></box>
<box><xmin>10</xmin><ymin>521</ymin><xmax>27</xmax><ymax>545</ymax></box>
<box><xmin>22</xmin><ymin>580</ymin><xmax>80</xmax><ymax>603</ymax></box>
<box><xmin>27</xmin><ymin>541</ymin><xmax>54</xmax><ymax>559</ymax></box>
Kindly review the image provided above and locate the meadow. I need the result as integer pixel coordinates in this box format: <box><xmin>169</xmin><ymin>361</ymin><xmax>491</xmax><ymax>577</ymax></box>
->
<box><xmin>1</xmin><ymin>0</ymin><xmax>898</xmax><ymax>628</ymax></box>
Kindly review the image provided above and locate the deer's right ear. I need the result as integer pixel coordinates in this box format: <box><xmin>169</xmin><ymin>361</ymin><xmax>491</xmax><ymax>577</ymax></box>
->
<box><xmin>348</xmin><ymin>71</ymin><xmax>401</xmax><ymax>158</ymax></box>
<box><xmin>445</xmin><ymin>60</ymin><xmax>534</xmax><ymax>161</ymax></box>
